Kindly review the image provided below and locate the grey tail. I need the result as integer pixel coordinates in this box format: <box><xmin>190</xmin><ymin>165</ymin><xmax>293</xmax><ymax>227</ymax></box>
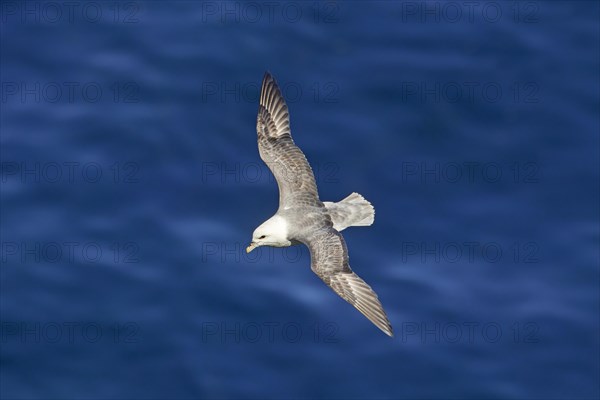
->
<box><xmin>323</xmin><ymin>192</ymin><xmax>375</xmax><ymax>232</ymax></box>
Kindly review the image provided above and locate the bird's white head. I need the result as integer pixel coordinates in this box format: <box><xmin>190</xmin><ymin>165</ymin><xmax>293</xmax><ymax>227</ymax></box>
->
<box><xmin>247</xmin><ymin>215</ymin><xmax>291</xmax><ymax>253</ymax></box>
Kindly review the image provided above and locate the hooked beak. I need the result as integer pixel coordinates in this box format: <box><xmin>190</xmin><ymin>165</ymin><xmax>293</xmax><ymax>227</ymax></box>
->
<box><xmin>246</xmin><ymin>242</ymin><xmax>257</xmax><ymax>253</ymax></box>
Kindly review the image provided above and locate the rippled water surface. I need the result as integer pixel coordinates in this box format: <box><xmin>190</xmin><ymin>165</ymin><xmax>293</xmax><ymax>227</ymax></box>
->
<box><xmin>1</xmin><ymin>1</ymin><xmax>599</xmax><ymax>399</ymax></box>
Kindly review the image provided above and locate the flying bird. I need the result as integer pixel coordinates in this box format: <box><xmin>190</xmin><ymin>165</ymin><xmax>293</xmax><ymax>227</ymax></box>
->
<box><xmin>247</xmin><ymin>72</ymin><xmax>393</xmax><ymax>337</ymax></box>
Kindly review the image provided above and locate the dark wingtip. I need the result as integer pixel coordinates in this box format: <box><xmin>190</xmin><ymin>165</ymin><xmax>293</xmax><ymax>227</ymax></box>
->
<box><xmin>385</xmin><ymin>324</ymin><xmax>394</xmax><ymax>338</ymax></box>
<box><xmin>260</xmin><ymin>71</ymin><xmax>285</xmax><ymax>110</ymax></box>
<box><xmin>262</xmin><ymin>71</ymin><xmax>273</xmax><ymax>85</ymax></box>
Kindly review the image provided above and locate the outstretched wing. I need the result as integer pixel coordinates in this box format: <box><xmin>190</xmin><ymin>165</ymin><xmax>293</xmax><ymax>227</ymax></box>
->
<box><xmin>306</xmin><ymin>227</ymin><xmax>393</xmax><ymax>337</ymax></box>
<box><xmin>257</xmin><ymin>72</ymin><xmax>320</xmax><ymax>209</ymax></box>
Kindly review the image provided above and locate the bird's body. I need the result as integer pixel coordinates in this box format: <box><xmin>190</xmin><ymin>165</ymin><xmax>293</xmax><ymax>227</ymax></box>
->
<box><xmin>247</xmin><ymin>72</ymin><xmax>393</xmax><ymax>337</ymax></box>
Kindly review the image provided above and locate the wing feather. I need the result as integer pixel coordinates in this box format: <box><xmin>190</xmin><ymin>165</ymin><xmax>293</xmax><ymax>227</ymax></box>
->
<box><xmin>306</xmin><ymin>228</ymin><xmax>393</xmax><ymax>337</ymax></box>
<box><xmin>257</xmin><ymin>72</ymin><xmax>319</xmax><ymax>209</ymax></box>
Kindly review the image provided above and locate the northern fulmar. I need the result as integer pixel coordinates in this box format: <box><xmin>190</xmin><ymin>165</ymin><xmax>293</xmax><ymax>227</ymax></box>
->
<box><xmin>246</xmin><ymin>72</ymin><xmax>393</xmax><ymax>337</ymax></box>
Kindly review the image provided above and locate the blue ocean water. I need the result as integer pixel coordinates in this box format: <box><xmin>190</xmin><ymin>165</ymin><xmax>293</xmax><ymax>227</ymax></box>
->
<box><xmin>1</xmin><ymin>1</ymin><xmax>598</xmax><ymax>399</ymax></box>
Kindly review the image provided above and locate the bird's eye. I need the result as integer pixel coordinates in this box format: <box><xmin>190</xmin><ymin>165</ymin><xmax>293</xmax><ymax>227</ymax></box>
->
<box><xmin>259</xmin><ymin>235</ymin><xmax>266</xmax><ymax>239</ymax></box>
